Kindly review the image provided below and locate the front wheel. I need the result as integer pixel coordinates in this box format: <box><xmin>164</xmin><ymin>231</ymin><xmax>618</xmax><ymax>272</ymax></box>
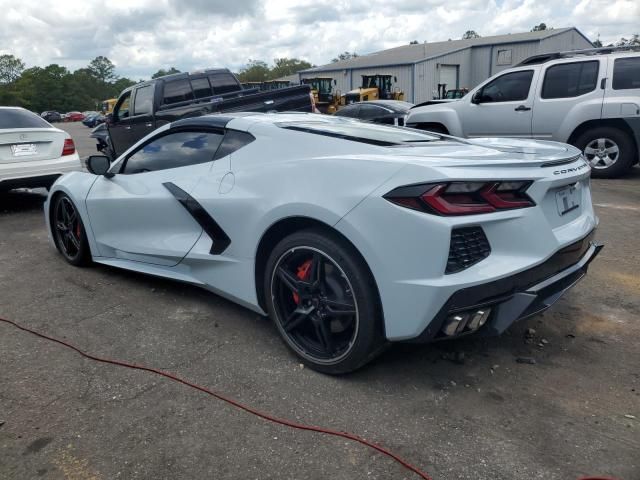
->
<box><xmin>51</xmin><ymin>194</ymin><xmax>91</xmax><ymax>266</ymax></box>
<box><xmin>264</xmin><ymin>229</ymin><xmax>386</xmax><ymax>374</ymax></box>
<box><xmin>574</xmin><ymin>127</ymin><xmax>636</xmax><ymax>178</ymax></box>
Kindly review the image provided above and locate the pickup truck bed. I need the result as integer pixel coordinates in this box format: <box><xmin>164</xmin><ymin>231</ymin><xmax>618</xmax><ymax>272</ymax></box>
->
<box><xmin>97</xmin><ymin>68</ymin><xmax>313</xmax><ymax>159</ymax></box>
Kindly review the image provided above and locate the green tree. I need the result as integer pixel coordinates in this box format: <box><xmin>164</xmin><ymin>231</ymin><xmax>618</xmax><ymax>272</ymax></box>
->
<box><xmin>331</xmin><ymin>51</ymin><xmax>359</xmax><ymax>63</ymax></box>
<box><xmin>0</xmin><ymin>54</ymin><xmax>25</xmax><ymax>84</ymax></box>
<box><xmin>270</xmin><ymin>58</ymin><xmax>313</xmax><ymax>79</ymax></box>
<box><xmin>151</xmin><ymin>67</ymin><xmax>181</xmax><ymax>79</ymax></box>
<box><xmin>88</xmin><ymin>56</ymin><xmax>116</xmax><ymax>83</ymax></box>
<box><xmin>409</xmin><ymin>40</ymin><xmax>419</xmax><ymax>44</ymax></box>
<box><xmin>237</xmin><ymin>59</ymin><xmax>270</xmax><ymax>82</ymax></box>
<box><xmin>462</xmin><ymin>30</ymin><xmax>480</xmax><ymax>39</ymax></box>
<box><xmin>616</xmin><ymin>34</ymin><xmax>640</xmax><ymax>46</ymax></box>
<box><xmin>110</xmin><ymin>77</ymin><xmax>136</xmax><ymax>97</ymax></box>
<box><xmin>531</xmin><ymin>23</ymin><xmax>549</xmax><ymax>31</ymax></box>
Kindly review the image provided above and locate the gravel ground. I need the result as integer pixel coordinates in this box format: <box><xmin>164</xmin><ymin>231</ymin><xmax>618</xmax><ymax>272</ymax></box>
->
<box><xmin>0</xmin><ymin>122</ymin><xmax>638</xmax><ymax>480</ymax></box>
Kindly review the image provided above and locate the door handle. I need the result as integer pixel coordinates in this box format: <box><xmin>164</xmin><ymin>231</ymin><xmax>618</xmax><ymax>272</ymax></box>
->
<box><xmin>515</xmin><ymin>105</ymin><xmax>531</xmax><ymax>112</ymax></box>
<box><xmin>124</xmin><ymin>126</ymin><xmax>131</xmax><ymax>130</ymax></box>
<box><xmin>145</xmin><ymin>123</ymin><xmax>153</xmax><ymax>127</ymax></box>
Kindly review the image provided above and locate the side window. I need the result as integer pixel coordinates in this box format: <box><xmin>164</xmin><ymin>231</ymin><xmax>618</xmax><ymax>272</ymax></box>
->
<box><xmin>163</xmin><ymin>79</ymin><xmax>194</xmax><ymax>105</ymax></box>
<box><xmin>213</xmin><ymin>130</ymin><xmax>256</xmax><ymax>160</ymax></box>
<box><xmin>113</xmin><ymin>91</ymin><xmax>131</xmax><ymax>121</ymax></box>
<box><xmin>209</xmin><ymin>73</ymin><xmax>240</xmax><ymax>95</ymax></box>
<box><xmin>191</xmin><ymin>77</ymin><xmax>212</xmax><ymax>99</ymax></box>
<box><xmin>133</xmin><ymin>85</ymin><xmax>154</xmax><ymax>115</ymax></box>
<box><xmin>123</xmin><ymin>130</ymin><xmax>224</xmax><ymax>174</ymax></box>
<box><xmin>613</xmin><ymin>57</ymin><xmax>640</xmax><ymax>90</ymax></box>
<box><xmin>541</xmin><ymin>61</ymin><xmax>599</xmax><ymax>99</ymax></box>
<box><xmin>479</xmin><ymin>70</ymin><xmax>534</xmax><ymax>103</ymax></box>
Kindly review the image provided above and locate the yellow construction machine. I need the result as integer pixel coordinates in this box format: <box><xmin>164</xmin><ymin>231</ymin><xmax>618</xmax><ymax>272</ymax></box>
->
<box><xmin>302</xmin><ymin>77</ymin><xmax>340</xmax><ymax>113</ymax></box>
<box><xmin>341</xmin><ymin>75</ymin><xmax>404</xmax><ymax>105</ymax></box>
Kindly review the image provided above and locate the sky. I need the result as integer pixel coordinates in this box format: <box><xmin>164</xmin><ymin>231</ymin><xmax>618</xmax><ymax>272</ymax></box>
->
<box><xmin>1</xmin><ymin>0</ymin><xmax>638</xmax><ymax>80</ymax></box>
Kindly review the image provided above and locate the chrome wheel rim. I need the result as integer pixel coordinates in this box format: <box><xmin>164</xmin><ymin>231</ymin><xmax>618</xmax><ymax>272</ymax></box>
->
<box><xmin>270</xmin><ymin>246</ymin><xmax>359</xmax><ymax>364</ymax></box>
<box><xmin>584</xmin><ymin>137</ymin><xmax>619</xmax><ymax>169</ymax></box>
<box><xmin>54</xmin><ymin>197</ymin><xmax>81</xmax><ymax>259</ymax></box>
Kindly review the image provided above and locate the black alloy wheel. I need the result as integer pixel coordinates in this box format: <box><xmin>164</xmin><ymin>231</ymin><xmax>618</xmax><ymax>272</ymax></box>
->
<box><xmin>265</xmin><ymin>229</ymin><xmax>386</xmax><ymax>374</ymax></box>
<box><xmin>52</xmin><ymin>194</ymin><xmax>90</xmax><ymax>266</ymax></box>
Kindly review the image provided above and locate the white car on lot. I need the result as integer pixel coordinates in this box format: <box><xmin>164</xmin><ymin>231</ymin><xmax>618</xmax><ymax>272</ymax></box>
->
<box><xmin>45</xmin><ymin>113</ymin><xmax>601</xmax><ymax>373</ymax></box>
<box><xmin>0</xmin><ymin>107</ymin><xmax>80</xmax><ymax>191</ymax></box>
<box><xmin>407</xmin><ymin>47</ymin><xmax>640</xmax><ymax>178</ymax></box>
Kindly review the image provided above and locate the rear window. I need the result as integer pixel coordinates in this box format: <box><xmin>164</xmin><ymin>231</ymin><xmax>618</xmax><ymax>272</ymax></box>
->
<box><xmin>613</xmin><ymin>57</ymin><xmax>640</xmax><ymax>90</ymax></box>
<box><xmin>191</xmin><ymin>77</ymin><xmax>212</xmax><ymax>99</ymax></box>
<box><xmin>0</xmin><ymin>109</ymin><xmax>51</xmax><ymax>129</ymax></box>
<box><xmin>209</xmin><ymin>73</ymin><xmax>240</xmax><ymax>95</ymax></box>
<box><xmin>278</xmin><ymin>119</ymin><xmax>440</xmax><ymax>146</ymax></box>
<box><xmin>163</xmin><ymin>79</ymin><xmax>194</xmax><ymax>104</ymax></box>
<box><xmin>541</xmin><ymin>61</ymin><xmax>599</xmax><ymax>99</ymax></box>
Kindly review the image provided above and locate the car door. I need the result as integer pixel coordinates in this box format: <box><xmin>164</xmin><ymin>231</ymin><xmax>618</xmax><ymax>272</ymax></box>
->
<box><xmin>602</xmin><ymin>54</ymin><xmax>640</xmax><ymax>120</ymax></box>
<box><xmin>107</xmin><ymin>90</ymin><xmax>134</xmax><ymax>157</ymax></box>
<box><xmin>86</xmin><ymin>128</ymin><xmax>225</xmax><ymax>266</ymax></box>
<box><xmin>128</xmin><ymin>83</ymin><xmax>156</xmax><ymax>144</ymax></box>
<box><xmin>532</xmin><ymin>59</ymin><xmax>605</xmax><ymax>141</ymax></box>
<box><xmin>462</xmin><ymin>69</ymin><xmax>536</xmax><ymax>138</ymax></box>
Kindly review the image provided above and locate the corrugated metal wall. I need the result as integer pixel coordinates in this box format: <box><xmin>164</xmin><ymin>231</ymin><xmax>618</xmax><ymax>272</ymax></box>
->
<box><xmin>540</xmin><ymin>30</ymin><xmax>593</xmax><ymax>53</ymax></box>
<box><xmin>489</xmin><ymin>41</ymin><xmax>541</xmax><ymax>74</ymax></box>
<box><xmin>414</xmin><ymin>49</ymin><xmax>471</xmax><ymax>103</ymax></box>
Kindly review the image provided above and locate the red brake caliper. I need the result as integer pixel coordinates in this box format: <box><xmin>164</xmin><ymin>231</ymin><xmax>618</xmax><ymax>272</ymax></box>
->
<box><xmin>292</xmin><ymin>259</ymin><xmax>313</xmax><ymax>305</ymax></box>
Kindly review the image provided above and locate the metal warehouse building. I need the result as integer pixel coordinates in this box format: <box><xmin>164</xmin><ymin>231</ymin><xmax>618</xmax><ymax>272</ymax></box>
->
<box><xmin>298</xmin><ymin>27</ymin><xmax>593</xmax><ymax>104</ymax></box>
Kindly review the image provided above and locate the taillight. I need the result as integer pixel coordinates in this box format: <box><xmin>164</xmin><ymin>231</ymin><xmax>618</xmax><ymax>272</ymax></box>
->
<box><xmin>62</xmin><ymin>138</ymin><xmax>75</xmax><ymax>156</ymax></box>
<box><xmin>384</xmin><ymin>181</ymin><xmax>535</xmax><ymax>216</ymax></box>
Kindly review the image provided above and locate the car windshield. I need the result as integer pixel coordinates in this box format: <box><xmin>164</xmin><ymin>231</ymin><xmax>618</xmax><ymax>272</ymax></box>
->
<box><xmin>0</xmin><ymin>109</ymin><xmax>51</xmax><ymax>129</ymax></box>
<box><xmin>278</xmin><ymin>119</ymin><xmax>440</xmax><ymax>146</ymax></box>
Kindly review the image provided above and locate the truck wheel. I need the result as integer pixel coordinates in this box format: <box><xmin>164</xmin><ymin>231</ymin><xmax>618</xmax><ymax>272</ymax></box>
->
<box><xmin>574</xmin><ymin>127</ymin><xmax>635</xmax><ymax>178</ymax></box>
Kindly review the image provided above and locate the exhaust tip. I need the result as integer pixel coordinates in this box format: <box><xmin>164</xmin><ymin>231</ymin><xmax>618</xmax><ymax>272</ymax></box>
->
<box><xmin>441</xmin><ymin>308</ymin><xmax>491</xmax><ymax>337</ymax></box>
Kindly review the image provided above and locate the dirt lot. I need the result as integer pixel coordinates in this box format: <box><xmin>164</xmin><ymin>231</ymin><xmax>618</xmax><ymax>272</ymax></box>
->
<box><xmin>1</xmin><ymin>122</ymin><xmax>638</xmax><ymax>480</ymax></box>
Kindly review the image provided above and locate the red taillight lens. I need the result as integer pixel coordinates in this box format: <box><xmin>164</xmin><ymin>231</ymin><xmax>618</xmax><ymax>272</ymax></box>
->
<box><xmin>62</xmin><ymin>138</ymin><xmax>75</xmax><ymax>156</ymax></box>
<box><xmin>385</xmin><ymin>181</ymin><xmax>535</xmax><ymax>216</ymax></box>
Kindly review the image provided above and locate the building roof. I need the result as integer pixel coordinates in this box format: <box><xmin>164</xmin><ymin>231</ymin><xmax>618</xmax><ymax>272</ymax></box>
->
<box><xmin>301</xmin><ymin>28</ymin><xmax>590</xmax><ymax>73</ymax></box>
<box><xmin>272</xmin><ymin>74</ymin><xmax>300</xmax><ymax>84</ymax></box>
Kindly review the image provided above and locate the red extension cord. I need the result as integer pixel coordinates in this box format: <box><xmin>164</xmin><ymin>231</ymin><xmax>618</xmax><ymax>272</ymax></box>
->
<box><xmin>0</xmin><ymin>316</ymin><xmax>433</xmax><ymax>480</ymax></box>
<box><xmin>1</xmin><ymin>316</ymin><xmax>621</xmax><ymax>480</ymax></box>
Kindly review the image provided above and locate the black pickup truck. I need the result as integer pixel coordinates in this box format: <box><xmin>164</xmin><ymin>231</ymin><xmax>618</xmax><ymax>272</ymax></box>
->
<box><xmin>93</xmin><ymin>68</ymin><xmax>313</xmax><ymax>159</ymax></box>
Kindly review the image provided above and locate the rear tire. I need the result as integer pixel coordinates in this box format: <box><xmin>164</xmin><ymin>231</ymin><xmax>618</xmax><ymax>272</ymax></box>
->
<box><xmin>51</xmin><ymin>194</ymin><xmax>91</xmax><ymax>266</ymax></box>
<box><xmin>574</xmin><ymin>127</ymin><xmax>635</xmax><ymax>178</ymax></box>
<box><xmin>264</xmin><ymin>228</ymin><xmax>386</xmax><ymax>374</ymax></box>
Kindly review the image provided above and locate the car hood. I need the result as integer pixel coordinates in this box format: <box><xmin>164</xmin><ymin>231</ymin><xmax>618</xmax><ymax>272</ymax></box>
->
<box><xmin>388</xmin><ymin>137</ymin><xmax>582</xmax><ymax>167</ymax></box>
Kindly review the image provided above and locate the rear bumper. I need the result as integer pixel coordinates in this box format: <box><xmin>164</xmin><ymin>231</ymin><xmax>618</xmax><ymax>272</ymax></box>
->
<box><xmin>410</xmin><ymin>230</ymin><xmax>602</xmax><ymax>342</ymax></box>
<box><xmin>0</xmin><ymin>154</ymin><xmax>81</xmax><ymax>190</ymax></box>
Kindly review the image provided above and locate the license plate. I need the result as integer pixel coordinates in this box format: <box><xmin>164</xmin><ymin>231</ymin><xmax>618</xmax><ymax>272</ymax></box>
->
<box><xmin>11</xmin><ymin>143</ymin><xmax>38</xmax><ymax>157</ymax></box>
<box><xmin>555</xmin><ymin>184</ymin><xmax>580</xmax><ymax>216</ymax></box>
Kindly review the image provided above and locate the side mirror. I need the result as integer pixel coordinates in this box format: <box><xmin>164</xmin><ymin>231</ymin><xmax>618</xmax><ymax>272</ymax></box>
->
<box><xmin>333</xmin><ymin>79</ymin><xmax>337</xmax><ymax>85</ymax></box>
<box><xmin>86</xmin><ymin>155</ymin><xmax>112</xmax><ymax>176</ymax></box>
<box><xmin>471</xmin><ymin>91</ymin><xmax>483</xmax><ymax>104</ymax></box>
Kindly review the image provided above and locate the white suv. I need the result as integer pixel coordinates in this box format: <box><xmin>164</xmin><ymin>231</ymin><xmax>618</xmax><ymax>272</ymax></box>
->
<box><xmin>407</xmin><ymin>47</ymin><xmax>640</xmax><ymax>178</ymax></box>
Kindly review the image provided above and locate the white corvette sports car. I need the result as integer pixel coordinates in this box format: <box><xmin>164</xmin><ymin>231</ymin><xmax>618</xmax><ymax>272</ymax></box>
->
<box><xmin>45</xmin><ymin>113</ymin><xmax>601</xmax><ymax>373</ymax></box>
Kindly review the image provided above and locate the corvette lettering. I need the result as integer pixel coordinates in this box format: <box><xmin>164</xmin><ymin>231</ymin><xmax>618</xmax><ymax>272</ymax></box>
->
<box><xmin>554</xmin><ymin>162</ymin><xmax>589</xmax><ymax>175</ymax></box>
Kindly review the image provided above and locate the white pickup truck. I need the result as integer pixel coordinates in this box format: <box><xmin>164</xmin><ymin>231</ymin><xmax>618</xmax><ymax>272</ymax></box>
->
<box><xmin>407</xmin><ymin>46</ymin><xmax>640</xmax><ymax>178</ymax></box>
